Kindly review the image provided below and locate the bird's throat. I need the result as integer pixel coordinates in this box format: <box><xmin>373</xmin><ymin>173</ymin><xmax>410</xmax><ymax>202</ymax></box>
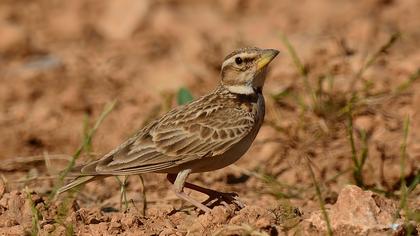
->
<box><xmin>224</xmin><ymin>84</ymin><xmax>255</xmax><ymax>95</ymax></box>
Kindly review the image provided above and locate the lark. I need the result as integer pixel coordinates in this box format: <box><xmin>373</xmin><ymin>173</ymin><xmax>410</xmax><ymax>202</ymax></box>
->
<box><xmin>58</xmin><ymin>47</ymin><xmax>279</xmax><ymax>212</ymax></box>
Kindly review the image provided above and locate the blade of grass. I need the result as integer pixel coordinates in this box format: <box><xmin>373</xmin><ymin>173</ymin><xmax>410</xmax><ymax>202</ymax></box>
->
<box><xmin>407</xmin><ymin>172</ymin><xmax>419</xmax><ymax>194</ymax></box>
<box><xmin>305</xmin><ymin>156</ymin><xmax>333</xmax><ymax>236</ymax></box>
<box><xmin>82</xmin><ymin>114</ymin><xmax>95</xmax><ymax>158</ymax></box>
<box><xmin>359</xmin><ymin>129</ymin><xmax>369</xmax><ymax>171</ymax></box>
<box><xmin>279</xmin><ymin>32</ymin><xmax>317</xmax><ymax>108</ymax></box>
<box><xmin>116</xmin><ymin>176</ymin><xmax>129</xmax><ymax>212</ymax></box>
<box><xmin>392</xmin><ymin>116</ymin><xmax>414</xmax><ymax>234</ymax></box>
<box><xmin>345</xmin><ymin>96</ymin><xmax>364</xmax><ymax>187</ymax></box>
<box><xmin>398</xmin><ymin>117</ymin><xmax>410</xmax><ymax>221</ymax></box>
<box><xmin>25</xmin><ymin>187</ymin><xmax>41</xmax><ymax>236</ymax></box>
<box><xmin>278</xmin><ymin>32</ymin><xmax>308</xmax><ymax>77</ymax></box>
<box><xmin>230</xmin><ymin>165</ymin><xmax>304</xmax><ymax>199</ymax></box>
<box><xmin>352</xmin><ymin>32</ymin><xmax>400</xmax><ymax>91</ymax></box>
<box><xmin>50</xmin><ymin>100</ymin><xmax>117</xmax><ymax>198</ymax></box>
<box><xmin>262</xmin><ymin>173</ymin><xmax>303</xmax><ymax>199</ymax></box>
<box><xmin>50</xmin><ymin>101</ymin><xmax>116</xmax><ymax>235</ymax></box>
<box><xmin>55</xmin><ymin>189</ymin><xmax>75</xmax><ymax>235</ymax></box>
<box><xmin>394</xmin><ymin>68</ymin><xmax>420</xmax><ymax>95</ymax></box>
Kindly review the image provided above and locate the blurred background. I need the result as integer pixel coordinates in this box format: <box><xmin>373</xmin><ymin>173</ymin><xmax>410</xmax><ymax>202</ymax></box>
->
<box><xmin>0</xmin><ymin>0</ymin><xmax>419</xmax><ymax>234</ymax></box>
<box><xmin>0</xmin><ymin>0</ymin><xmax>418</xmax><ymax>157</ymax></box>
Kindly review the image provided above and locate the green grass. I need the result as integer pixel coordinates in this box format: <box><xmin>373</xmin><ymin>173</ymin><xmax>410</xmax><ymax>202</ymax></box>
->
<box><xmin>305</xmin><ymin>156</ymin><xmax>333</xmax><ymax>236</ymax></box>
<box><xmin>354</xmin><ymin>32</ymin><xmax>401</xmax><ymax>86</ymax></box>
<box><xmin>258</xmin><ymin>171</ymin><xmax>303</xmax><ymax>199</ymax></box>
<box><xmin>394</xmin><ymin>68</ymin><xmax>420</xmax><ymax>95</ymax></box>
<box><xmin>50</xmin><ymin>100</ymin><xmax>117</xmax><ymax>198</ymax></box>
<box><xmin>47</xmin><ymin>100</ymin><xmax>116</xmax><ymax>234</ymax></box>
<box><xmin>399</xmin><ymin>117</ymin><xmax>409</xmax><ymax>213</ymax></box>
<box><xmin>275</xmin><ymin>31</ymin><xmax>408</xmax><ymax>235</ymax></box>
<box><xmin>25</xmin><ymin>187</ymin><xmax>41</xmax><ymax>236</ymax></box>
<box><xmin>279</xmin><ymin>32</ymin><xmax>317</xmax><ymax>110</ymax></box>
<box><xmin>345</xmin><ymin>97</ymin><xmax>369</xmax><ymax>187</ymax></box>
<box><xmin>55</xmin><ymin>192</ymin><xmax>75</xmax><ymax>235</ymax></box>
<box><xmin>116</xmin><ymin>176</ymin><xmax>129</xmax><ymax>212</ymax></box>
<box><xmin>395</xmin><ymin>116</ymin><xmax>417</xmax><ymax>234</ymax></box>
<box><xmin>277</xmin><ymin>32</ymin><xmax>406</xmax><ymax>189</ymax></box>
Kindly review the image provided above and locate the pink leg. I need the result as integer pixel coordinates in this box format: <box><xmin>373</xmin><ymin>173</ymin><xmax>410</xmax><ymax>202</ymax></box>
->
<box><xmin>169</xmin><ymin>169</ymin><xmax>211</xmax><ymax>213</ymax></box>
<box><xmin>167</xmin><ymin>173</ymin><xmax>244</xmax><ymax>209</ymax></box>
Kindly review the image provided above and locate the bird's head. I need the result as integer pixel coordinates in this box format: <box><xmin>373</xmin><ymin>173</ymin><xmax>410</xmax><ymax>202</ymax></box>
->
<box><xmin>220</xmin><ymin>47</ymin><xmax>279</xmax><ymax>95</ymax></box>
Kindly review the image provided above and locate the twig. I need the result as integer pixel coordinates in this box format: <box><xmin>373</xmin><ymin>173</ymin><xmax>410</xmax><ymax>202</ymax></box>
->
<box><xmin>305</xmin><ymin>156</ymin><xmax>333</xmax><ymax>236</ymax></box>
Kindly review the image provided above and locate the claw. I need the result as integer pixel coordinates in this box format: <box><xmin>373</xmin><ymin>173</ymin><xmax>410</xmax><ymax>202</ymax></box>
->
<box><xmin>202</xmin><ymin>191</ymin><xmax>245</xmax><ymax>210</ymax></box>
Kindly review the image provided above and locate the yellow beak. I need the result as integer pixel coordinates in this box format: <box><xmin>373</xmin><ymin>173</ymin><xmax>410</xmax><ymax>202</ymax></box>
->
<box><xmin>256</xmin><ymin>49</ymin><xmax>279</xmax><ymax>71</ymax></box>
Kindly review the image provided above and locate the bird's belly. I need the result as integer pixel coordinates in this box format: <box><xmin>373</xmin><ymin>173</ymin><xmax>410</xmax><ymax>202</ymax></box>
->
<box><xmin>191</xmin><ymin>133</ymin><xmax>256</xmax><ymax>173</ymax></box>
<box><xmin>160</xmin><ymin>130</ymin><xmax>258</xmax><ymax>174</ymax></box>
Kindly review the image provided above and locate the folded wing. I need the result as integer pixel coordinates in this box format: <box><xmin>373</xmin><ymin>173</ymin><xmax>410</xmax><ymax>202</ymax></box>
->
<box><xmin>78</xmin><ymin>98</ymin><xmax>255</xmax><ymax>175</ymax></box>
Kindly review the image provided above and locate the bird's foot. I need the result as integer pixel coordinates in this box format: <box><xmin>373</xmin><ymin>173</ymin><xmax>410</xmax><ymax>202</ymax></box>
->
<box><xmin>203</xmin><ymin>191</ymin><xmax>245</xmax><ymax>210</ymax></box>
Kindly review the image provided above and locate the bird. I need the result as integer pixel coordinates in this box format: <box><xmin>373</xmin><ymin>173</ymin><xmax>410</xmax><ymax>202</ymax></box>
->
<box><xmin>57</xmin><ymin>47</ymin><xmax>279</xmax><ymax>213</ymax></box>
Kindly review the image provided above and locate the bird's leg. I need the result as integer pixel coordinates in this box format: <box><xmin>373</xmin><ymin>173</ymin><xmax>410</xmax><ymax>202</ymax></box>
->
<box><xmin>169</xmin><ymin>170</ymin><xmax>211</xmax><ymax>213</ymax></box>
<box><xmin>167</xmin><ymin>173</ymin><xmax>244</xmax><ymax>209</ymax></box>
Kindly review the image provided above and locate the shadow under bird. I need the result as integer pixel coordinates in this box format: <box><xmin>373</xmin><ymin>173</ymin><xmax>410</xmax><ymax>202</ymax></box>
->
<box><xmin>58</xmin><ymin>47</ymin><xmax>279</xmax><ymax>212</ymax></box>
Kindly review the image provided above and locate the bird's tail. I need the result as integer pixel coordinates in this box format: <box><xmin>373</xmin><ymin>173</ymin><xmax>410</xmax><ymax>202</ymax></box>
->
<box><xmin>57</xmin><ymin>176</ymin><xmax>96</xmax><ymax>195</ymax></box>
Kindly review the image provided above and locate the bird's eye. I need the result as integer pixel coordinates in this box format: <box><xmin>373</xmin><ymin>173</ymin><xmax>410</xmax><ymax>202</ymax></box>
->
<box><xmin>235</xmin><ymin>57</ymin><xmax>243</xmax><ymax>65</ymax></box>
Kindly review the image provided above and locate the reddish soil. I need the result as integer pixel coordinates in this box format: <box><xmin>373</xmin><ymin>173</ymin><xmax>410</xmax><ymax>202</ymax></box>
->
<box><xmin>0</xmin><ymin>0</ymin><xmax>419</xmax><ymax>235</ymax></box>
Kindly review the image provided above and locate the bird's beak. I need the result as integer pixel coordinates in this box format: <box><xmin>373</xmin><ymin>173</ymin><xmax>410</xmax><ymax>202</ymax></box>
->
<box><xmin>256</xmin><ymin>49</ymin><xmax>279</xmax><ymax>71</ymax></box>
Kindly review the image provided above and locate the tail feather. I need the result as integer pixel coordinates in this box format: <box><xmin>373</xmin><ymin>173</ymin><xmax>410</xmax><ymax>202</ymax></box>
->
<box><xmin>57</xmin><ymin>176</ymin><xmax>96</xmax><ymax>195</ymax></box>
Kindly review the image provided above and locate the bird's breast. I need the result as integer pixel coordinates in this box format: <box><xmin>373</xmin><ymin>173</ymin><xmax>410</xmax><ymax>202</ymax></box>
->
<box><xmin>190</xmin><ymin>94</ymin><xmax>265</xmax><ymax>173</ymax></box>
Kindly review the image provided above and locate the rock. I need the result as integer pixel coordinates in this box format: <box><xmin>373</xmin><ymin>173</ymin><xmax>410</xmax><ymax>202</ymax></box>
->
<box><xmin>197</xmin><ymin>206</ymin><xmax>235</xmax><ymax>228</ymax></box>
<box><xmin>308</xmin><ymin>185</ymin><xmax>400</xmax><ymax>234</ymax></box>
<box><xmin>0</xmin><ymin>225</ymin><xmax>25</xmax><ymax>236</ymax></box>
<box><xmin>120</xmin><ymin>213</ymin><xmax>142</xmax><ymax>229</ymax></box>
<box><xmin>0</xmin><ymin>191</ymin><xmax>33</xmax><ymax>229</ymax></box>
<box><xmin>97</xmin><ymin>0</ymin><xmax>151</xmax><ymax>40</ymax></box>
<box><xmin>108</xmin><ymin>221</ymin><xmax>122</xmax><ymax>234</ymax></box>
<box><xmin>42</xmin><ymin>223</ymin><xmax>55</xmax><ymax>233</ymax></box>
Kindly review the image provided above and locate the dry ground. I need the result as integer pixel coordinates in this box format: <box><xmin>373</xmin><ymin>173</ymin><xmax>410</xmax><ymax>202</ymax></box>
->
<box><xmin>0</xmin><ymin>0</ymin><xmax>419</xmax><ymax>235</ymax></box>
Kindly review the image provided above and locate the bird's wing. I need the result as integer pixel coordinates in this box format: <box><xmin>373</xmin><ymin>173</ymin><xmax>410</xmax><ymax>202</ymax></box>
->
<box><xmin>79</xmin><ymin>96</ymin><xmax>256</xmax><ymax>175</ymax></box>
